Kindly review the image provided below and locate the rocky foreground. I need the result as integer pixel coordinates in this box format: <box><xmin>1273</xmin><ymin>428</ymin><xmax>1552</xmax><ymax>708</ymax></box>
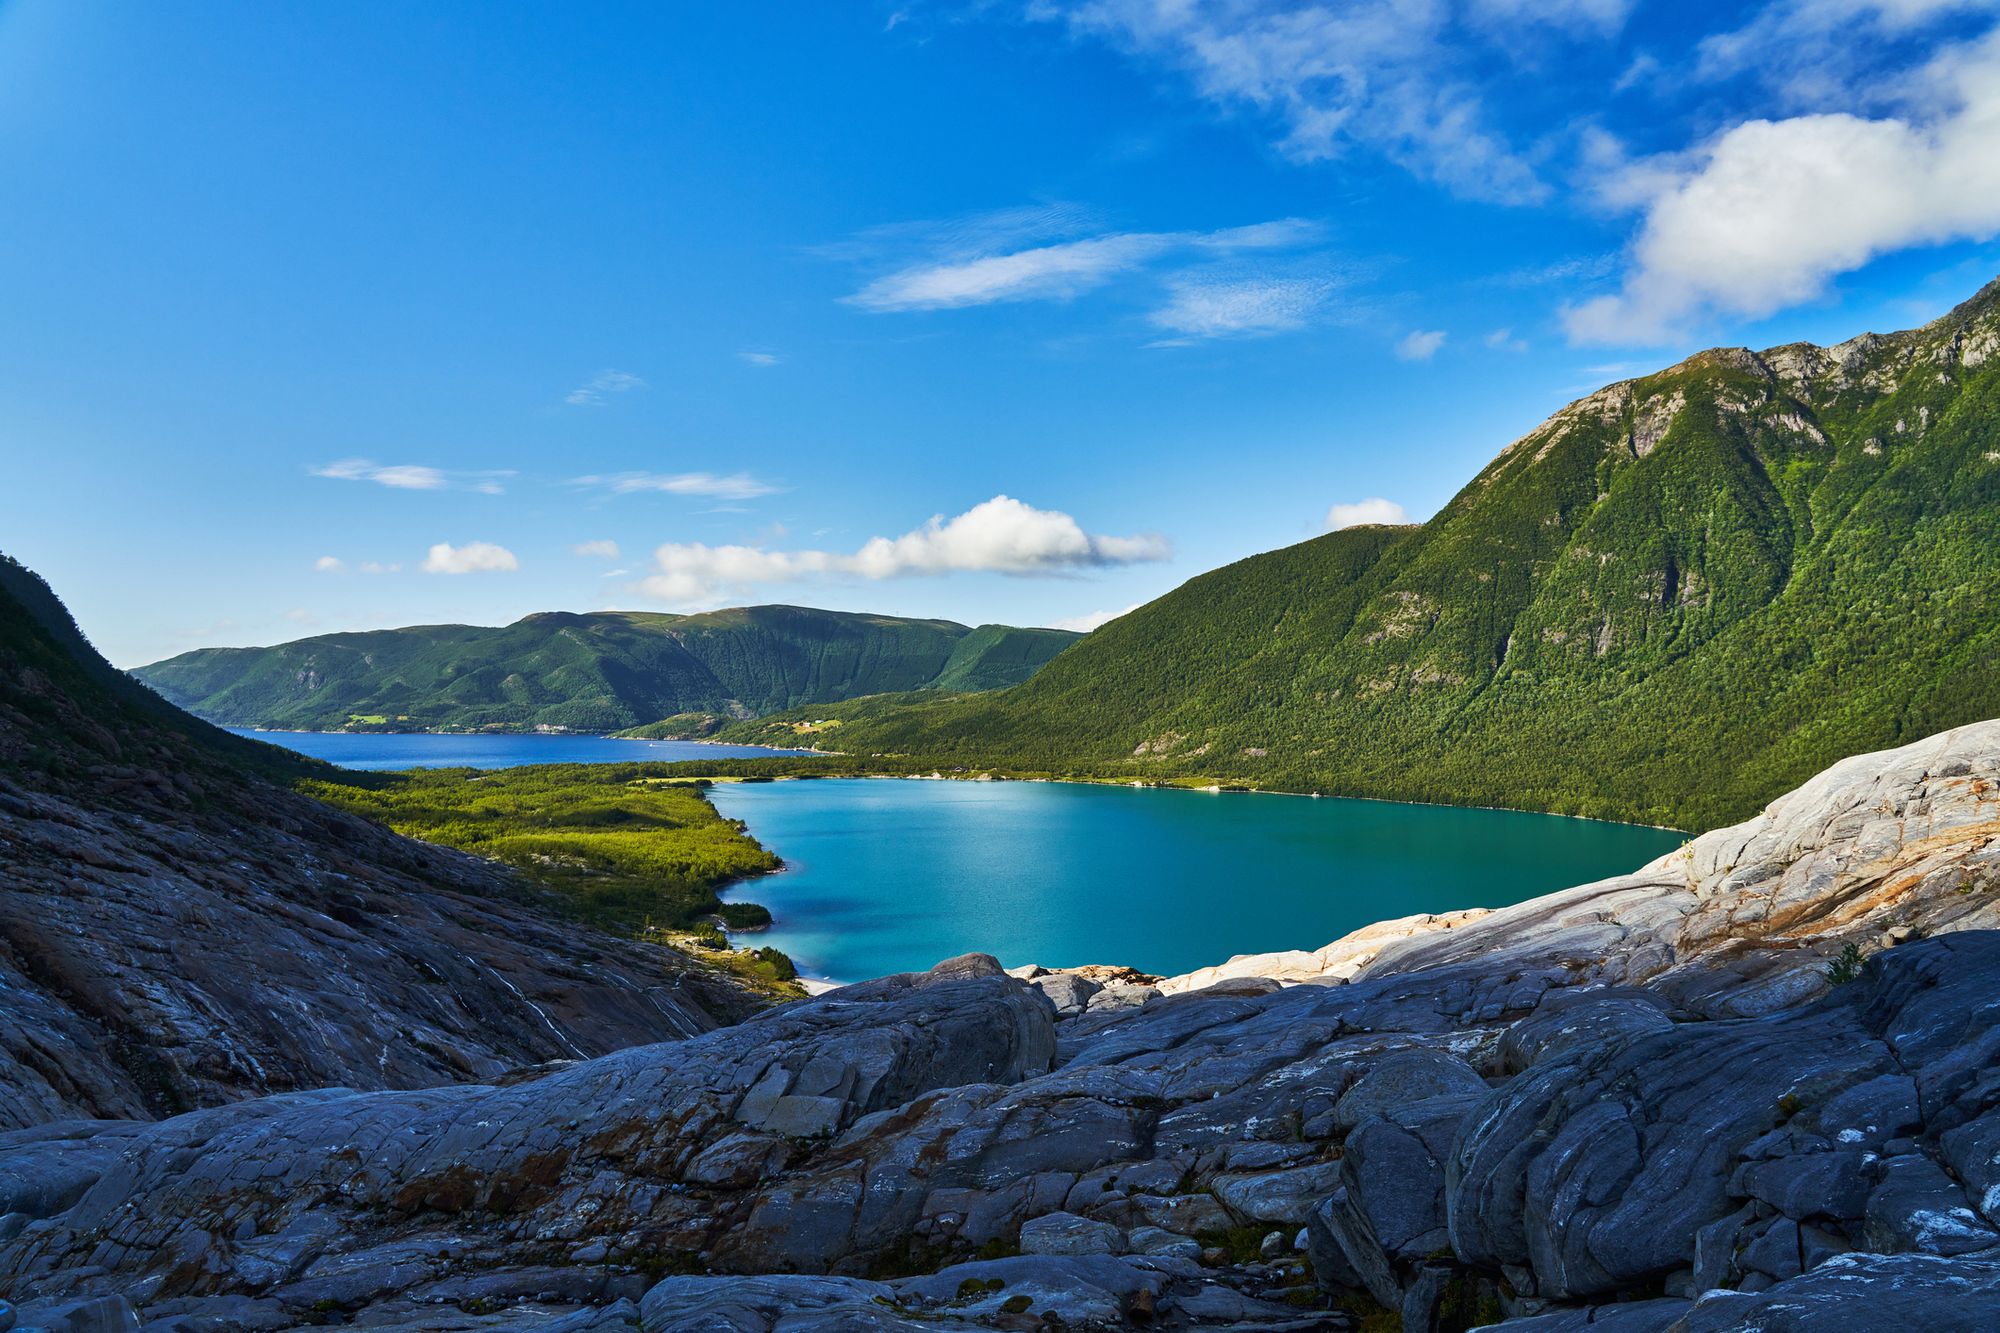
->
<box><xmin>5</xmin><ymin>722</ymin><xmax>2000</xmax><ymax>1329</ymax></box>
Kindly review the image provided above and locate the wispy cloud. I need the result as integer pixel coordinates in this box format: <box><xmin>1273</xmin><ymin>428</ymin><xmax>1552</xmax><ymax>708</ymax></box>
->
<box><xmin>1326</xmin><ymin>497</ymin><xmax>1412</xmax><ymax>529</ymax></box>
<box><xmin>1028</xmin><ymin>2</ymin><xmax>1637</xmax><ymax>205</ymax></box>
<box><xmin>1048</xmin><ymin>602</ymin><xmax>1142</xmax><ymax>632</ymax></box>
<box><xmin>1484</xmin><ymin>327</ymin><xmax>1528</xmax><ymax>352</ymax></box>
<box><xmin>422</xmin><ymin>541</ymin><xmax>519</xmax><ymax>575</ymax></box>
<box><xmin>1692</xmin><ymin>0</ymin><xmax>1985</xmax><ymax>106</ymax></box>
<box><xmin>737</xmin><ymin>350</ymin><xmax>782</xmax><ymax>367</ymax></box>
<box><xmin>315</xmin><ymin>554</ymin><xmax>401</xmax><ymax>574</ymax></box>
<box><xmin>573</xmin><ymin>539</ymin><xmax>621</xmax><ymax>559</ymax></box>
<box><xmin>850</xmin><ymin>233</ymin><xmax>1174</xmax><ymax>311</ymax></box>
<box><xmin>565</xmin><ymin>369</ymin><xmax>647</xmax><ymax>407</ymax></box>
<box><xmin>311</xmin><ymin>459</ymin><xmax>513</xmax><ymax>494</ymax></box>
<box><xmin>1150</xmin><ymin>275</ymin><xmax>1340</xmax><ymax>338</ymax></box>
<box><xmin>573</xmin><ymin>471</ymin><xmax>780</xmax><ymax>501</ymax></box>
<box><xmin>1396</xmin><ymin>329</ymin><xmax>1447</xmax><ymax>361</ymax></box>
<box><xmin>636</xmin><ymin>495</ymin><xmax>1170</xmax><ymax>606</ymax></box>
<box><xmin>842</xmin><ymin>210</ymin><xmax>1323</xmax><ymax>315</ymax></box>
<box><xmin>1487</xmin><ymin>254</ymin><xmax>1618</xmax><ymax>288</ymax></box>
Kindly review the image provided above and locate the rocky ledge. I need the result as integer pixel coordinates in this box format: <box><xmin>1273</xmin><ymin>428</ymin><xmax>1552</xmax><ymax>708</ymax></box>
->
<box><xmin>4</xmin><ymin>721</ymin><xmax>2000</xmax><ymax>1330</ymax></box>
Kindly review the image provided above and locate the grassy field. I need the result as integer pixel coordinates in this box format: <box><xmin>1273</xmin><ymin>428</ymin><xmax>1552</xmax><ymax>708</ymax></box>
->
<box><xmin>301</xmin><ymin>762</ymin><xmax>799</xmax><ymax>986</ymax></box>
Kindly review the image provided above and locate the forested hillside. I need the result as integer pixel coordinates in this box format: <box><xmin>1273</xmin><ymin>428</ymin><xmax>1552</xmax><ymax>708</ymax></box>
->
<box><xmin>133</xmin><ymin>605</ymin><xmax>1078</xmax><ymax>733</ymax></box>
<box><xmin>717</xmin><ymin>278</ymin><xmax>2000</xmax><ymax>830</ymax></box>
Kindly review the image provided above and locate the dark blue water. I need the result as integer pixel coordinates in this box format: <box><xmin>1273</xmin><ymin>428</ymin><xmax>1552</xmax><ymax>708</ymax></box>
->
<box><xmin>711</xmin><ymin>779</ymin><xmax>1683</xmax><ymax>982</ymax></box>
<box><xmin>225</xmin><ymin>729</ymin><xmax>813</xmax><ymax>771</ymax></box>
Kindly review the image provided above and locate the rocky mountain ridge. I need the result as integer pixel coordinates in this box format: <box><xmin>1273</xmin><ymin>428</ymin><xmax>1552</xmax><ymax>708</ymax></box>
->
<box><xmin>6</xmin><ymin>718</ymin><xmax>2000</xmax><ymax>1329</ymax></box>
<box><xmin>0</xmin><ymin>555</ymin><xmax>761</xmax><ymax>1131</ymax></box>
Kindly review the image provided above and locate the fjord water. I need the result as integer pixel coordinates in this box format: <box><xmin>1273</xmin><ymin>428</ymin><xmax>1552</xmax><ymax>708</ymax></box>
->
<box><xmin>225</xmin><ymin>729</ymin><xmax>814</xmax><ymax>771</ymax></box>
<box><xmin>236</xmin><ymin>731</ymin><xmax>1681</xmax><ymax>981</ymax></box>
<box><xmin>711</xmin><ymin>778</ymin><xmax>1683</xmax><ymax>981</ymax></box>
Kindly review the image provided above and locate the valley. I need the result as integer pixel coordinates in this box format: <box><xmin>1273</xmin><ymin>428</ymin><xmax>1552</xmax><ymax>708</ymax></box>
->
<box><xmin>15</xmin><ymin>8</ymin><xmax>2000</xmax><ymax>1326</ymax></box>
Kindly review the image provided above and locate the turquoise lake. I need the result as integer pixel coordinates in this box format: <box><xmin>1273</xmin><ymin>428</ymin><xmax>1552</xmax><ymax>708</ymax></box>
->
<box><xmin>708</xmin><ymin>778</ymin><xmax>1682</xmax><ymax>982</ymax></box>
<box><xmin>235</xmin><ymin>731</ymin><xmax>1683</xmax><ymax>983</ymax></box>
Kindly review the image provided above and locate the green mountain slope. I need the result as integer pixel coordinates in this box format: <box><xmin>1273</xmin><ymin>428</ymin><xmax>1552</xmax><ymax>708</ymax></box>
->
<box><xmin>719</xmin><ymin>277</ymin><xmax>2000</xmax><ymax>830</ymax></box>
<box><xmin>133</xmin><ymin>605</ymin><xmax>1081</xmax><ymax>733</ymax></box>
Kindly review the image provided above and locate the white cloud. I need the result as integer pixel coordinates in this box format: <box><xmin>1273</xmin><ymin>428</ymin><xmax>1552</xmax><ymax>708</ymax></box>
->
<box><xmin>312</xmin><ymin>459</ymin><xmax>511</xmax><ymax>494</ymax></box>
<box><xmin>844</xmin><ymin>215</ymin><xmax>1320</xmax><ymax>313</ymax></box>
<box><xmin>1049</xmin><ymin>603</ymin><xmax>1142</xmax><ymax>632</ymax></box>
<box><xmin>1569</xmin><ymin>27</ymin><xmax>2000</xmax><ymax>343</ymax></box>
<box><xmin>317</xmin><ymin>460</ymin><xmax>444</xmax><ymax>489</ymax></box>
<box><xmin>1031</xmin><ymin>2</ymin><xmax>1635</xmax><ymax>204</ymax></box>
<box><xmin>422</xmin><ymin>541</ymin><xmax>520</xmax><ymax>575</ymax></box>
<box><xmin>565</xmin><ymin>369</ymin><xmax>647</xmax><ymax>407</ymax></box>
<box><xmin>738</xmin><ymin>351</ymin><xmax>782</xmax><ymax>366</ymax></box>
<box><xmin>851</xmin><ymin>233</ymin><xmax>1174</xmax><ymax>311</ymax></box>
<box><xmin>1484</xmin><ymin>327</ymin><xmax>1528</xmax><ymax>351</ymax></box>
<box><xmin>1150</xmin><ymin>275</ymin><xmax>1337</xmax><ymax>337</ymax></box>
<box><xmin>1326</xmin><ymin>497</ymin><xmax>1411</xmax><ymax>529</ymax></box>
<box><xmin>636</xmin><ymin>496</ymin><xmax>1171</xmax><ymax>606</ymax></box>
<box><xmin>359</xmin><ymin>561</ymin><xmax>401</xmax><ymax>574</ymax></box>
<box><xmin>573</xmin><ymin>539</ymin><xmax>621</xmax><ymax>559</ymax></box>
<box><xmin>1396</xmin><ymin>329</ymin><xmax>1448</xmax><ymax>360</ymax></box>
<box><xmin>314</xmin><ymin>555</ymin><xmax>345</xmax><ymax>572</ymax></box>
<box><xmin>573</xmin><ymin>471</ymin><xmax>780</xmax><ymax>501</ymax></box>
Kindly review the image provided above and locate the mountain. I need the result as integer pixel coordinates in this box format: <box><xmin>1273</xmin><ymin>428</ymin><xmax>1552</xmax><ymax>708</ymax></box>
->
<box><xmin>0</xmin><ymin>554</ymin><xmax>760</xmax><ymax>1129</ymax></box>
<box><xmin>721</xmin><ymin>277</ymin><xmax>2000</xmax><ymax>830</ymax></box>
<box><xmin>132</xmin><ymin>606</ymin><xmax>1081</xmax><ymax>733</ymax></box>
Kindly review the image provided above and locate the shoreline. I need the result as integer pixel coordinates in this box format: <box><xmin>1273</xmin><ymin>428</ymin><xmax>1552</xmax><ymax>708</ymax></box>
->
<box><xmin>227</xmin><ymin>723</ymin><xmax>1685</xmax><ymax>833</ymax></box>
<box><xmin>707</xmin><ymin>768</ymin><xmax>1688</xmax><ymax>835</ymax></box>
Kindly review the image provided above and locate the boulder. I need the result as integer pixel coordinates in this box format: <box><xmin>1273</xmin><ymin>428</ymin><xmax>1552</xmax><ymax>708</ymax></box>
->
<box><xmin>1017</xmin><ymin>1211</ymin><xmax>1123</xmax><ymax>1256</ymax></box>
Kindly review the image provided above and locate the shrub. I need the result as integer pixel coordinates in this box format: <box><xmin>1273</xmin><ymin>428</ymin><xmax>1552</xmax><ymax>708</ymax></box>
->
<box><xmin>1825</xmin><ymin>941</ymin><xmax>1868</xmax><ymax>986</ymax></box>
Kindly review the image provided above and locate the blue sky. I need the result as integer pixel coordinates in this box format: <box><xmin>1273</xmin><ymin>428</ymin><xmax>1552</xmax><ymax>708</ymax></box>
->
<box><xmin>3</xmin><ymin>1</ymin><xmax>1998</xmax><ymax>666</ymax></box>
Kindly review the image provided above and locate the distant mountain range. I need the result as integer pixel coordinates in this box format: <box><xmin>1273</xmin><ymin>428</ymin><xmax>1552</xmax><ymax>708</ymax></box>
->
<box><xmin>131</xmin><ymin>606</ymin><xmax>1081</xmax><ymax>734</ymax></box>
<box><xmin>712</xmin><ymin>275</ymin><xmax>2000</xmax><ymax>830</ymax></box>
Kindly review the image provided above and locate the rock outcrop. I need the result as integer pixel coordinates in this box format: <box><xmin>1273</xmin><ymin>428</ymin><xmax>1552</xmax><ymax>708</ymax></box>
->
<box><xmin>6</xmin><ymin>719</ymin><xmax>2000</xmax><ymax>1328</ymax></box>
<box><xmin>0</xmin><ymin>555</ymin><xmax>759</xmax><ymax>1131</ymax></box>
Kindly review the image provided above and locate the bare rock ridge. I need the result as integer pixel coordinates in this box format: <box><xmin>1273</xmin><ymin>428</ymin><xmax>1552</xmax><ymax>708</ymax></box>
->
<box><xmin>0</xmin><ymin>554</ymin><xmax>759</xmax><ymax>1131</ymax></box>
<box><xmin>6</xmin><ymin>721</ymin><xmax>2000</xmax><ymax>1329</ymax></box>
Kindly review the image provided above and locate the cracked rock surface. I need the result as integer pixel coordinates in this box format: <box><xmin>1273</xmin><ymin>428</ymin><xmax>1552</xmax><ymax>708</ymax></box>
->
<box><xmin>5</xmin><ymin>722</ymin><xmax>2000</xmax><ymax>1327</ymax></box>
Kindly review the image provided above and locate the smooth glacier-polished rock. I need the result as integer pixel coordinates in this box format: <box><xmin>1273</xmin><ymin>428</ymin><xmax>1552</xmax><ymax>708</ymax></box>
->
<box><xmin>6</xmin><ymin>723</ymin><xmax>2000</xmax><ymax>1327</ymax></box>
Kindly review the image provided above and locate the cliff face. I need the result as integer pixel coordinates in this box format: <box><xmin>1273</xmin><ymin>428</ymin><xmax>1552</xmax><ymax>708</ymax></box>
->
<box><xmin>5</xmin><ymin>720</ymin><xmax>1999</xmax><ymax>1329</ymax></box>
<box><xmin>0</xmin><ymin>556</ymin><xmax>759</xmax><ymax>1130</ymax></box>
